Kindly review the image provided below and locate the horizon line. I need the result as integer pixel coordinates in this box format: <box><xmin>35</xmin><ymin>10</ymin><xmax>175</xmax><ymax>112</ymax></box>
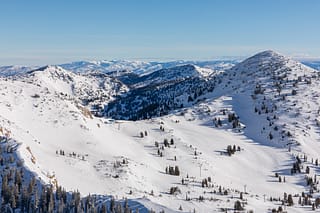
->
<box><xmin>1</xmin><ymin>55</ymin><xmax>320</xmax><ymax>67</ymax></box>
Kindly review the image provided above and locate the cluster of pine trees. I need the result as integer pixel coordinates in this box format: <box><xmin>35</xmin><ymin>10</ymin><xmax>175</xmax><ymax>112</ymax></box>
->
<box><xmin>0</xmin><ymin>137</ymin><xmax>147</xmax><ymax>213</ymax></box>
<box><xmin>165</xmin><ymin>166</ymin><xmax>180</xmax><ymax>176</ymax></box>
<box><xmin>226</xmin><ymin>145</ymin><xmax>241</xmax><ymax>156</ymax></box>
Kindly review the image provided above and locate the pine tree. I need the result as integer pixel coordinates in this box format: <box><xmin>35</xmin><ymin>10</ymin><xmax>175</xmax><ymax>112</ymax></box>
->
<box><xmin>298</xmin><ymin>196</ymin><xmax>302</xmax><ymax>205</ymax></box>
<box><xmin>14</xmin><ymin>170</ymin><xmax>22</xmax><ymax>191</ymax></box>
<box><xmin>110</xmin><ymin>197</ymin><xmax>115</xmax><ymax>212</ymax></box>
<box><xmin>269</xmin><ymin>132</ymin><xmax>273</xmax><ymax>140</ymax></box>
<box><xmin>164</xmin><ymin>139</ymin><xmax>169</xmax><ymax>147</ymax></box>
<box><xmin>1</xmin><ymin>174</ymin><xmax>10</xmax><ymax>204</ymax></box>
<box><xmin>9</xmin><ymin>188</ymin><xmax>16</xmax><ymax>209</ymax></box>
<box><xmin>100</xmin><ymin>203</ymin><xmax>106</xmax><ymax>213</ymax></box>
<box><xmin>124</xmin><ymin>198</ymin><xmax>130</xmax><ymax>213</ymax></box>
<box><xmin>170</xmin><ymin>138</ymin><xmax>174</xmax><ymax>145</ymax></box>
<box><xmin>287</xmin><ymin>194</ymin><xmax>294</xmax><ymax>206</ymax></box>
<box><xmin>58</xmin><ymin>198</ymin><xmax>65</xmax><ymax>213</ymax></box>
<box><xmin>315</xmin><ymin>197</ymin><xmax>320</xmax><ymax>208</ymax></box>
<box><xmin>48</xmin><ymin>192</ymin><xmax>54</xmax><ymax>213</ymax></box>
<box><xmin>306</xmin><ymin>166</ymin><xmax>310</xmax><ymax>174</ymax></box>
<box><xmin>174</xmin><ymin>166</ymin><xmax>180</xmax><ymax>176</ymax></box>
<box><xmin>217</xmin><ymin>118</ymin><xmax>222</xmax><ymax>126</ymax></box>
<box><xmin>234</xmin><ymin>200</ymin><xmax>243</xmax><ymax>211</ymax></box>
<box><xmin>39</xmin><ymin>187</ymin><xmax>46</xmax><ymax>212</ymax></box>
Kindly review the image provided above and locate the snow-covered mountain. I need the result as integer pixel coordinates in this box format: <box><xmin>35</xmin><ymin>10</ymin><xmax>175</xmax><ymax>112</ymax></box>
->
<box><xmin>60</xmin><ymin>60</ymin><xmax>156</xmax><ymax>75</ymax></box>
<box><xmin>302</xmin><ymin>60</ymin><xmax>320</xmax><ymax>71</ymax></box>
<box><xmin>17</xmin><ymin>65</ymin><xmax>128</xmax><ymax>114</ymax></box>
<box><xmin>0</xmin><ymin>65</ymin><xmax>37</xmax><ymax>76</ymax></box>
<box><xmin>105</xmin><ymin>64</ymin><xmax>220</xmax><ymax>120</ymax></box>
<box><xmin>135</xmin><ymin>64</ymin><xmax>213</xmax><ymax>86</ymax></box>
<box><xmin>225</xmin><ymin>50</ymin><xmax>319</xmax><ymax>148</ymax></box>
<box><xmin>2</xmin><ymin>50</ymin><xmax>320</xmax><ymax>212</ymax></box>
<box><xmin>59</xmin><ymin>60</ymin><xmax>235</xmax><ymax>76</ymax></box>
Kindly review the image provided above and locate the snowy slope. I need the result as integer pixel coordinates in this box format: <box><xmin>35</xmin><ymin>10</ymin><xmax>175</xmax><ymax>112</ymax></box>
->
<box><xmin>226</xmin><ymin>50</ymin><xmax>319</xmax><ymax>148</ymax></box>
<box><xmin>1</xmin><ymin>50</ymin><xmax>320</xmax><ymax>212</ymax></box>
<box><xmin>19</xmin><ymin>65</ymin><xmax>128</xmax><ymax>110</ymax></box>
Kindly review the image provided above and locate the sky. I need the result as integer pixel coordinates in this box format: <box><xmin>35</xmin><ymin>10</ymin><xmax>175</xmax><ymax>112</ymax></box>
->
<box><xmin>0</xmin><ymin>0</ymin><xmax>319</xmax><ymax>65</ymax></box>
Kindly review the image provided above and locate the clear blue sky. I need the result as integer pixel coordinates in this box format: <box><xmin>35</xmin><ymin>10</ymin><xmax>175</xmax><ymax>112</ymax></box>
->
<box><xmin>0</xmin><ymin>0</ymin><xmax>319</xmax><ymax>65</ymax></box>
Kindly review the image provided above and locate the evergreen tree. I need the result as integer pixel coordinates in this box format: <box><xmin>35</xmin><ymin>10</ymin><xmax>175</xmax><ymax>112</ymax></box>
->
<box><xmin>288</xmin><ymin>194</ymin><xmax>294</xmax><ymax>206</ymax></box>
<box><xmin>234</xmin><ymin>200</ymin><xmax>243</xmax><ymax>211</ymax></box>
<box><xmin>306</xmin><ymin>166</ymin><xmax>310</xmax><ymax>174</ymax></box>
<box><xmin>110</xmin><ymin>197</ymin><xmax>115</xmax><ymax>212</ymax></box>
<box><xmin>101</xmin><ymin>203</ymin><xmax>107</xmax><ymax>213</ymax></box>
<box><xmin>174</xmin><ymin>166</ymin><xmax>180</xmax><ymax>176</ymax></box>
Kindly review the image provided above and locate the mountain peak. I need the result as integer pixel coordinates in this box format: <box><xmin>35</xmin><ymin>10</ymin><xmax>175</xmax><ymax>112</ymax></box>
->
<box><xmin>257</xmin><ymin>49</ymin><xmax>281</xmax><ymax>55</ymax></box>
<box><xmin>227</xmin><ymin>50</ymin><xmax>318</xmax><ymax>83</ymax></box>
<box><xmin>248</xmin><ymin>50</ymin><xmax>286</xmax><ymax>61</ymax></box>
<box><xmin>232</xmin><ymin>50</ymin><xmax>291</xmax><ymax>70</ymax></box>
<box><xmin>31</xmin><ymin>65</ymin><xmax>63</xmax><ymax>72</ymax></box>
<box><xmin>26</xmin><ymin>65</ymin><xmax>72</xmax><ymax>77</ymax></box>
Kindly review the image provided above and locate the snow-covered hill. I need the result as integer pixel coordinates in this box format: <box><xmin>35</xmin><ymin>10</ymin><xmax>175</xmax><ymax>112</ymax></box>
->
<box><xmin>1</xmin><ymin>50</ymin><xmax>320</xmax><ymax>212</ymax></box>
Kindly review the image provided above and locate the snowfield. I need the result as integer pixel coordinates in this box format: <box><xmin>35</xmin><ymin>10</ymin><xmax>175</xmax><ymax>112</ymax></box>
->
<box><xmin>1</xmin><ymin>51</ymin><xmax>320</xmax><ymax>212</ymax></box>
